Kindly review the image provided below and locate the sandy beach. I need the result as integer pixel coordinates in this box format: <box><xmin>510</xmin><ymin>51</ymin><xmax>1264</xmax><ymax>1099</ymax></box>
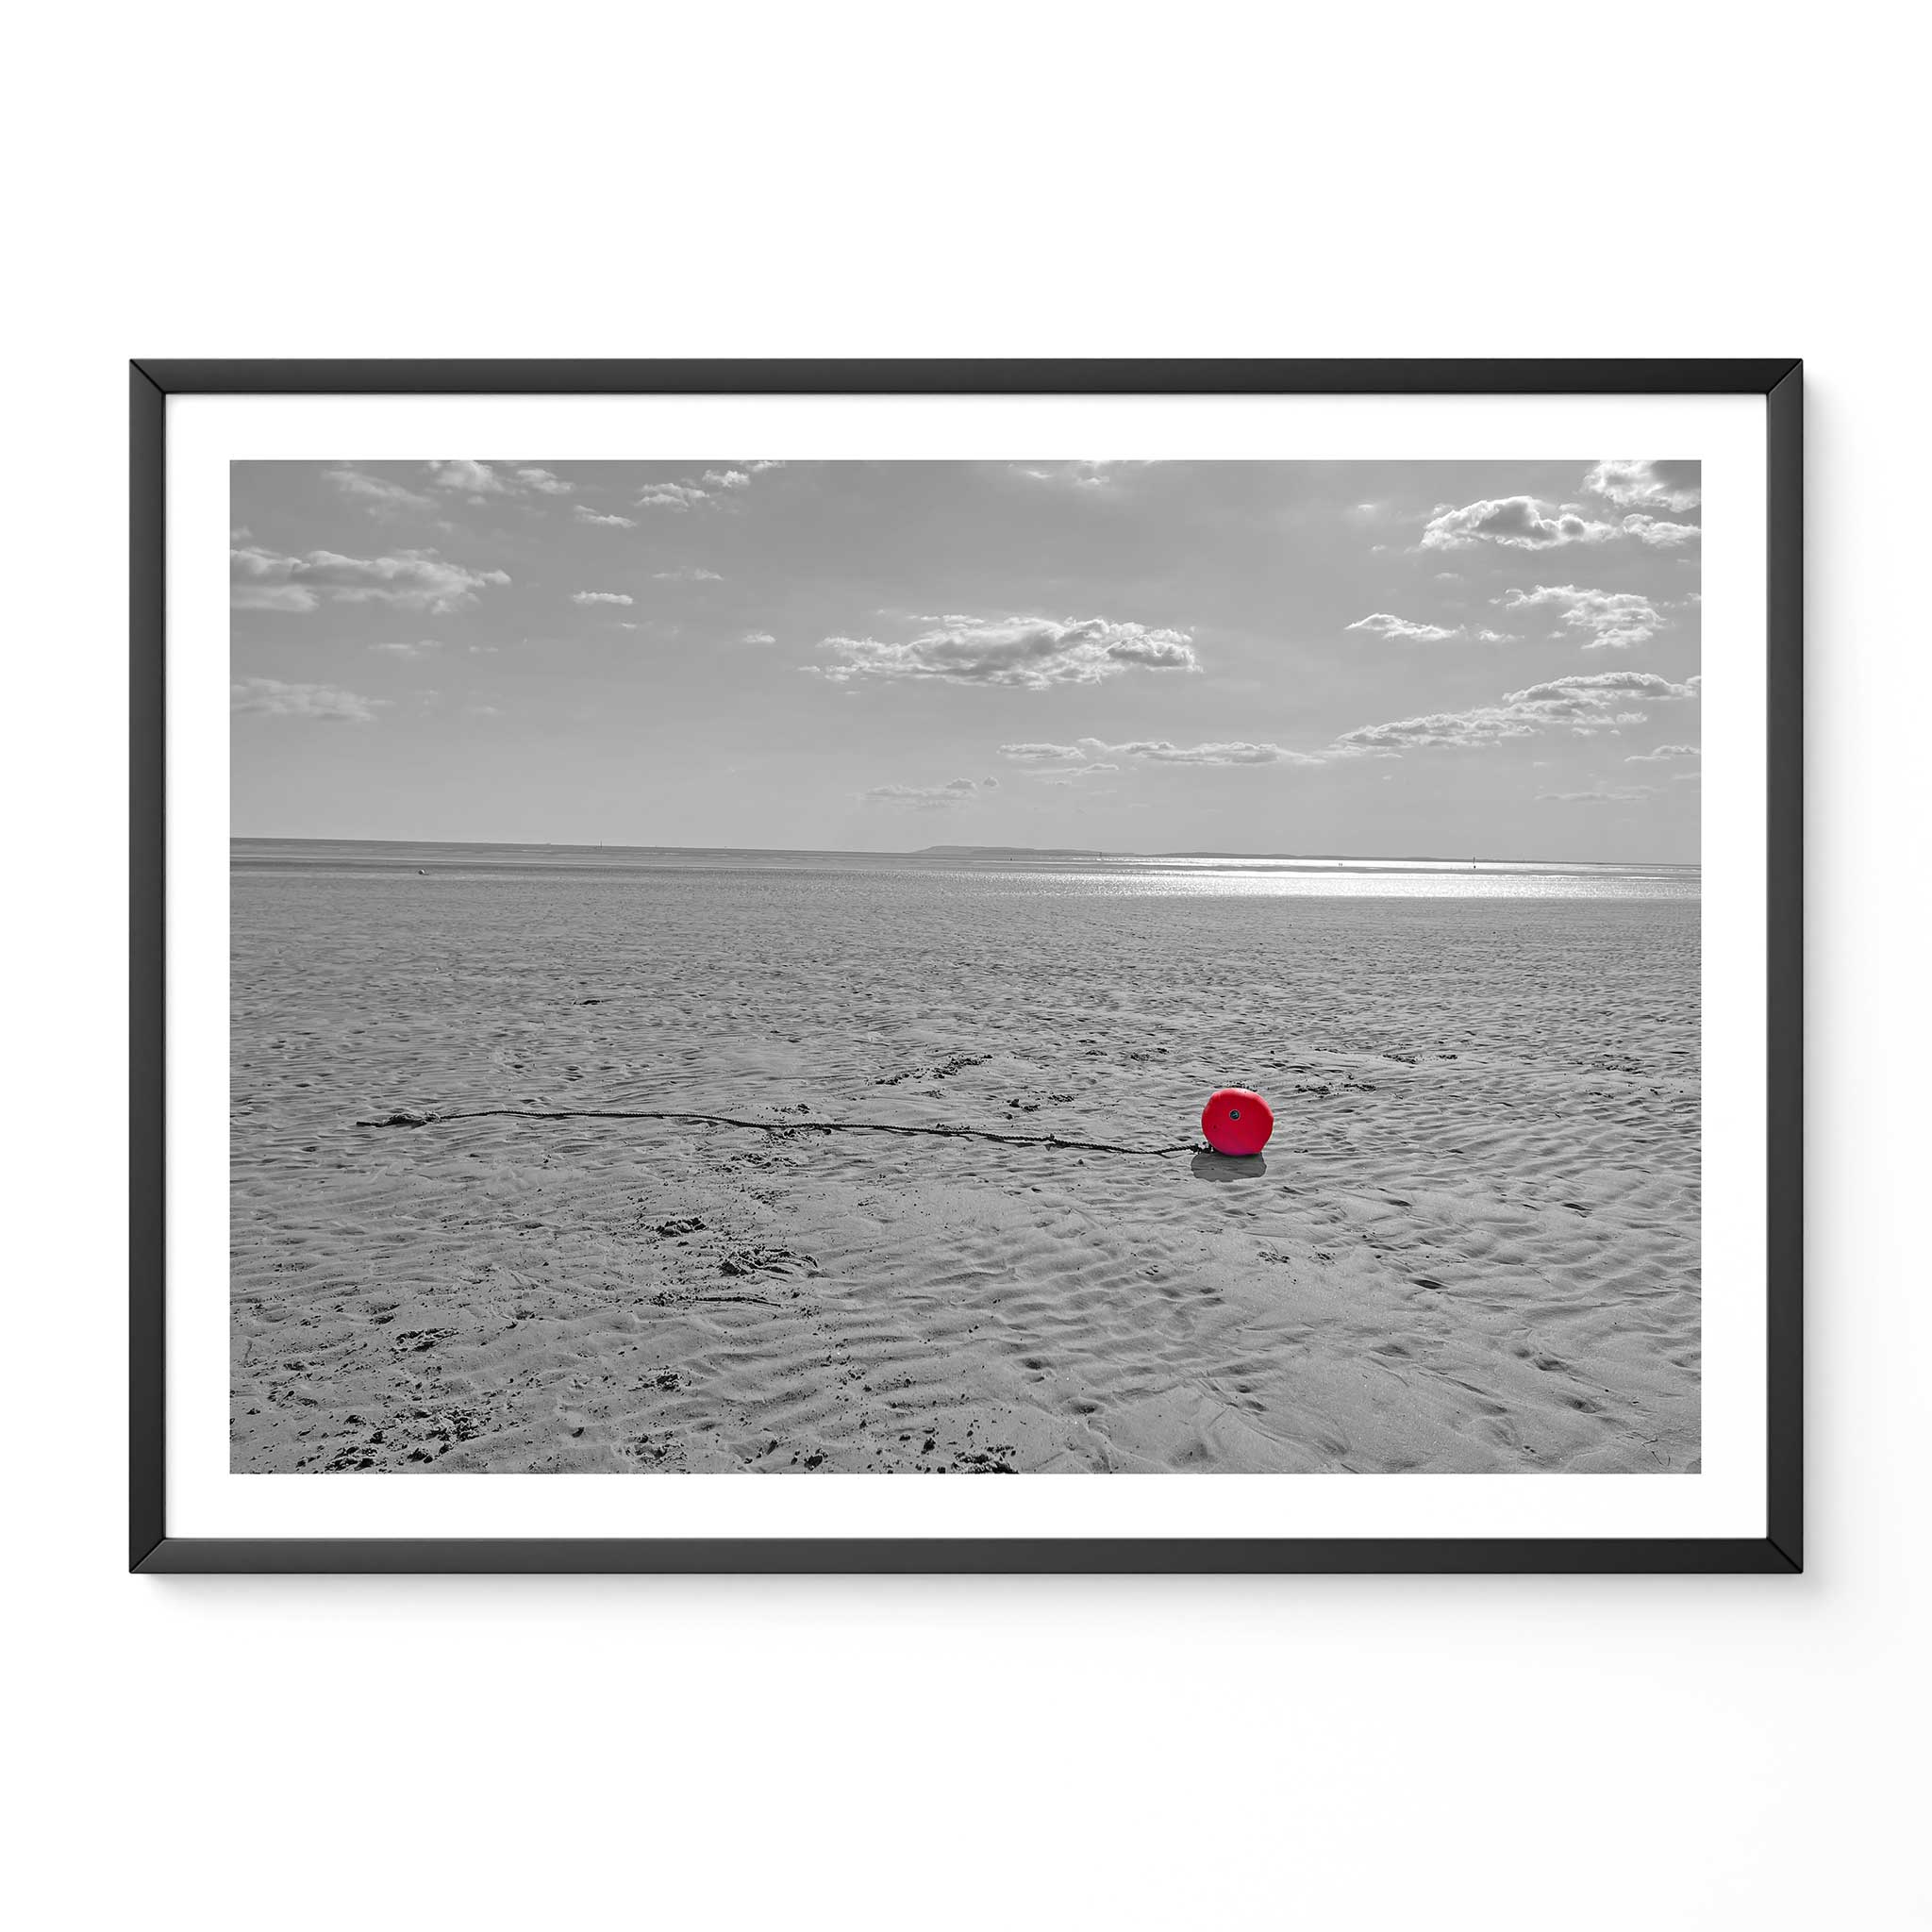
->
<box><xmin>230</xmin><ymin>840</ymin><xmax>1699</xmax><ymax>1474</ymax></box>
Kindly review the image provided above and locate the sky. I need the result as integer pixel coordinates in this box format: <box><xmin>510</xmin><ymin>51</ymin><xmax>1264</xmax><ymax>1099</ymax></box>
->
<box><xmin>230</xmin><ymin>457</ymin><xmax>1702</xmax><ymax>860</ymax></box>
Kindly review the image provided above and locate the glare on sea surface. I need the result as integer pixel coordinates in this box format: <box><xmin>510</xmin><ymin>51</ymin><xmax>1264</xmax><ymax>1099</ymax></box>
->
<box><xmin>1008</xmin><ymin>857</ymin><xmax>1700</xmax><ymax>902</ymax></box>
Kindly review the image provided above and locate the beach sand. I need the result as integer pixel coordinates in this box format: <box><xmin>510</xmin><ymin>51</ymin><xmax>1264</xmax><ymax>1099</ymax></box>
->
<box><xmin>230</xmin><ymin>845</ymin><xmax>1699</xmax><ymax>1474</ymax></box>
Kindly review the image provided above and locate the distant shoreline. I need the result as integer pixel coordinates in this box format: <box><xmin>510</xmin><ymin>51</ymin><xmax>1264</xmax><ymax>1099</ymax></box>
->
<box><xmin>230</xmin><ymin>835</ymin><xmax>1699</xmax><ymax>872</ymax></box>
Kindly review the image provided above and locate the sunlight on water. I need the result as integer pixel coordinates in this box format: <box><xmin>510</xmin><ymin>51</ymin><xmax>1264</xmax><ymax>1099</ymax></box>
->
<box><xmin>233</xmin><ymin>840</ymin><xmax>1698</xmax><ymax>902</ymax></box>
<box><xmin>1021</xmin><ymin>866</ymin><xmax>1698</xmax><ymax>901</ymax></box>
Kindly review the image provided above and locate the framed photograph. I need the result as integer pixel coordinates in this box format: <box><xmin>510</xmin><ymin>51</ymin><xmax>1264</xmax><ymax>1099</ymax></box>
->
<box><xmin>130</xmin><ymin>359</ymin><xmax>1802</xmax><ymax>1573</ymax></box>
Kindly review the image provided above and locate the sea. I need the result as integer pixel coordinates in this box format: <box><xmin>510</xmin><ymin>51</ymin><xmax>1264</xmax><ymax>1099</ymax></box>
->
<box><xmin>232</xmin><ymin>840</ymin><xmax>1699</xmax><ymax>902</ymax></box>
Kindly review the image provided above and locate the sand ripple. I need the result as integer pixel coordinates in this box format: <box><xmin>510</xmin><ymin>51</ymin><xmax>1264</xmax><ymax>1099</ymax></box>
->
<box><xmin>231</xmin><ymin>869</ymin><xmax>1698</xmax><ymax>1474</ymax></box>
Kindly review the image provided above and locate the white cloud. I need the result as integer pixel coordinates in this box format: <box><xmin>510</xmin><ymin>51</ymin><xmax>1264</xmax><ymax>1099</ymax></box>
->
<box><xmin>426</xmin><ymin>460</ymin><xmax>575</xmax><ymax>502</ymax></box>
<box><xmin>1499</xmin><ymin>584</ymin><xmax>1666</xmax><ymax>650</ymax></box>
<box><xmin>1346</xmin><ymin>612</ymin><xmax>1516</xmax><ymax>645</ymax></box>
<box><xmin>1582</xmin><ymin>460</ymin><xmax>1701</xmax><ymax>512</ymax></box>
<box><xmin>635</xmin><ymin>461</ymin><xmax>784</xmax><ymax>511</ymax></box>
<box><xmin>1346</xmin><ymin>612</ymin><xmax>1461</xmax><ymax>643</ymax></box>
<box><xmin>574</xmin><ymin>506</ymin><xmax>638</xmax><ymax>528</ymax></box>
<box><xmin>653</xmin><ymin>566</ymin><xmax>723</xmax><ymax>581</ymax></box>
<box><xmin>1037</xmin><ymin>762</ymin><xmax>1121</xmax><ymax>785</ymax></box>
<box><xmin>1004</xmin><ymin>736</ymin><xmax>1318</xmax><ymax>771</ymax></box>
<box><xmin>809</xmin><ymin>614</ymin><xmax>1198</xmax><ymax>689</ymax></box>
<box><xmin>636</xmin><ymin>482</ymin><xmax>709</xmax><ymax>511</ymax></box>
<box><xmin>230</xmin><ymin>677</ymin><xmax>383</xmax><ymax>722</ymax></box>
<box><xmin>997</xmin><ymin>742</ymin><xmax>1087</xmax><ymax>763</ymax></box>
<box><xmin>1421</xmin><ymin>497</ymin><xmax>1620</xmax><ymax>551</ymax></box>
<box><xmin>367</xmin><ymin>639</ymin><xmax>444</xmax><ymax>658</ymax></box>
<box><xmin>860</xmin><ymin>776</ymin><xmax>998</xmax><ymax>810</ymax></box>
<box><xmin>1619</xmin><ymin>513</ymin><xmax>1702</xmax><ymax>547</ymax></box>
<box><xmin>1536</xmin><ymin>785</ymin><xmax>1654</xmax><ymax>803</ymax></box>
<box><xmin>1625</xmin><ymin>743</ymin><xmax>1701</xmax><ymax>763</ymax></box>
<box><xmin>325</xmin><ymin>469</ymin><xmax>438</xmax><ymax>515</ymax></box>
<box><xmin>741</xmin><ymin>630</ymin><xmax>776</xmax><ymax>645</ymax></box>
<box><xmin>1084</xmin><ymin>737</ymin><xmax>1320</xmax><ymax>767</ymax></box>
<box><xmin>230</xmin><ymin>545</ymin><xmax>509</xmax><ymax>614</ymax></box>
<box><xmin>1334</xmin><ymin>670</ymin><xmax>1696</xmax><ymax>755</ymax></box>
<box><xmin>1503</xmin><ymin>670</ymin><xmax>1697</xmax><ymax>706</ymax></box>
<box><xmin>1010</xmin><ymin>460</ymin><xmax>1143</xmax><ymax>491</ymax></box>
<box><xmin>1421</xmin><ymin>495</ymin><xmax>1702</xmax><ymax>552</ymax></box>
<box><xmin>427</xmin><ymin>459</ymin><xmax>508</xmax><ymax>497</ymax></box>
<box><xmin>571</xmin><ymin>591</ymin><xmax>634</xmax><ymax>606</ymax></box>
<box><xmin>1333</xmin><ymin>708</ymin><xmax>1541</xmax><ymax>752</ymax></box>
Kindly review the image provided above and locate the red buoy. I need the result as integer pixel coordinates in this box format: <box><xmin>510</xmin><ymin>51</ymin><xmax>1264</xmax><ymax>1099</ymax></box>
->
<box><xmin>1201</xmin><ymin>1087</ymin><xmax>1273</xmax><ymax>1157</ymax></box>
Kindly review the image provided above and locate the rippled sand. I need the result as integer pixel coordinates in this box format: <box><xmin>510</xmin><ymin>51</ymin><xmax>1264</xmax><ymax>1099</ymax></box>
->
<box><xmin>230</xmin><ymin>846</ymin><xmax>1699</xmax><ymax>1474</ymax></box>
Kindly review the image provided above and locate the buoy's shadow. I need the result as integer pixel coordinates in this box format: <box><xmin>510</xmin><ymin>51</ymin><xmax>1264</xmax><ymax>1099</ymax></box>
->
<box><xmin>1191</xmin><ymin>1150</ymin><xmax>1269</xmax><ymax>1183</ymax></box>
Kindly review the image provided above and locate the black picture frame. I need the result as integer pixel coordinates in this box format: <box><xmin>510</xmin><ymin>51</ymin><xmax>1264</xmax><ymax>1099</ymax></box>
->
<box><xmin>131</xmin><ymin>358</ymin><xmax>1803</xmax><ymax>1574</ymax></box>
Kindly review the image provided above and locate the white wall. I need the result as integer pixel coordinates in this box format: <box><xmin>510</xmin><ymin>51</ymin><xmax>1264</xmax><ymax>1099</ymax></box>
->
<box><xmin>4</xmin><ymin>3</ymin><xmax>1925</xmax><ymax>1924</ymax></box>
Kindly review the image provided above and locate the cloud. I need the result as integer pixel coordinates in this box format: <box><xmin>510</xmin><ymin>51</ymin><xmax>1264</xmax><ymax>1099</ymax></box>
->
<box><xmin>1582</xmin><ymin>459</ymin><xmax>1701</xmax><ymax>511</ymax></box>
<box><xmin>1086</xmin><ymin>738</ymin><xmax>1320</xmax><ymax>767</ymax></box>
<box><xmin>1346</xmin><ymin>612</ymin><xmax>1462</xmax><ymax>643</ymax></box>
<box><xmin>1619</xmin><ymin>513</ymin><xmax>1702</xmax><ymax>547</ymax></box>
<box><xmin>571</xmin><ymin>591</ymin><xmax>634</xmax><ymax>606</ymax></box>
<box><xmin>1503</xmin><ymin>670</ymin><xmax>1697</xmax><ymax>706</ymax></box>
<box><xmin>1010</xmin><ymin>460</ymin><xmax>1147</xmax><ymax>491</ymax></box>
<box><xmin>809</xmin><ymin>614</ymin><xmax>1199</xmax><ymax>688</ymax></box>
<box><xmin>230</xmin><ymin>545</ymin><xmax>509</xmax><ymax>614</ymax></box>
<box><xmin>230</xmin><ymin>677</ymin><xmax>383</xmax><ymax>722</ymax></box>
<box><xmin>1333</xmin><ymin>708</ymin><xmax>1541</xmax><ymax>752</ymax></box>
<box><xmin>426</xmin><ymin>460</ymin><xmax>575</xmax><ymax>502</ymax></box>
<box><xmin>1346</xmin><ymin>612</ymin><xmax>1517</xmax><ymax>645</ymax></box>
<box><xmin>1421</xmin><ymin>497</ymin><xmax>1619</xmax><ymax>551</ymax></box>
<box><xmin>1334</xmin><ymin>669</ymin><xmax>1696</xmax><ymax>756</ymax></box>
<box><xmin>637</xmin><ymin>481</ymin><xmax>713</xmax><ymax>511</ymax></box>
<box><xmin>998</xmin><ymin>747</ymin><xmax>1122</xmax><ymax>781</ymax></box>
<box><xmin>1536</xmin><ymin>786</ymin><xmax>1653</xmax><ymax>803</ymax></box>
<box><xmin>229</xmin><ymin>573</ymin><xmax>319</xmax><ymax>614</ymax></box>
<box><xmin>997</xmin><ymin>742</ymin><xmax>1087</xmax><ymax>764</ymax></box>
<box><xmin>1004</xmin><ymin>736</ymin><xmax>1317</xmax><ymax>771</ymax></box>
<box><xmin>367</xmin><ymin>639</ymin><xmax>444</xmax><ymax>658</ymax></box>
<box><xmin>636</xmin><ymin>462</ymin><xmax>784</xmax><ymax>512</ymax></box>
<box><xmin>1499</xmin><ymin>584</ymin><xmax>1666</xmax><ymax>650</ymax></box>
<box><xmin>653</xmin><ymin>566</ymin><xmax>723</xmax><ymax>581</ymax></box>
<box><xmin>860</xmin><ymin>776</ymin><xmax>999</xmax><ymax>810</ymax></box>
<box><xmin>1421</xmin><ymin>496</ymin><xmax>1701</xmax><ymax>552</ymax></box>
<box><xmin>325</xmin><ymin>469</ymin><xmax>438</xmax><ymax>515</ymax></box>
<box><xmin>739</xmin><ymin>630</ymin><xmax>776</xmax><ymax>645</ymax></box>
<box><xmin>427</xmin><ymin>459</ymin><xmax>508</xmax><ymax>497</ymax></box>
<box><xmin>1037</xmin><ymin>762</ymin><xmax>1121</xmax><ymax>785</ymax></box>
<box><xmin>574</xmin><ymin>506</ymin><xmax>638</xmax><ymax>528</ymax></box>
<box><xmin>1625</xmin><ymin>743</ymin><xmax>1701</xmax><ymax>763</ymax></box>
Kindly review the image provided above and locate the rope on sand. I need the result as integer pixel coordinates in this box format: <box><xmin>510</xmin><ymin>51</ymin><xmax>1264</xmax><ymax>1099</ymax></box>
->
<box><xmin>353</xmin><ymin>1106</ymin><xmax>1203</xmax><ymax>1158</ymax></box>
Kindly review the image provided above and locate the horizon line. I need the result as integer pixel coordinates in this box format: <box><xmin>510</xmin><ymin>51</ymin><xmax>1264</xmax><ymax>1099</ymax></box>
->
<box><xmin>230</xmin><ymin>834</ymin><xmax>1700</xmax><ymax>871</ymax></box>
